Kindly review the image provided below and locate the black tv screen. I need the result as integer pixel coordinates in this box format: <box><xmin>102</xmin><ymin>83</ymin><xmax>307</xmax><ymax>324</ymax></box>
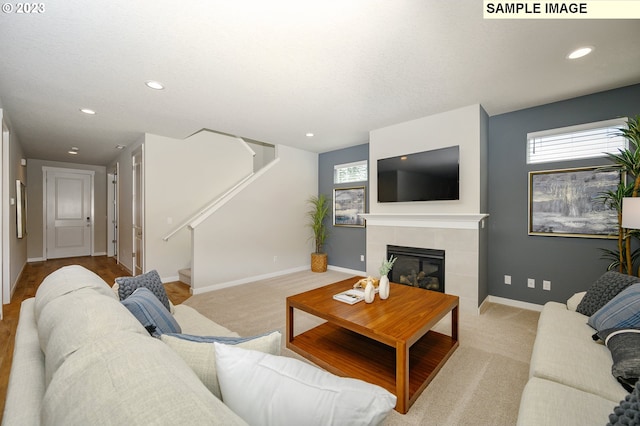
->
<box><xmin>377</xmin><ymin>145</ymin><xmax>459</xmax><ymax>202</ymax></box>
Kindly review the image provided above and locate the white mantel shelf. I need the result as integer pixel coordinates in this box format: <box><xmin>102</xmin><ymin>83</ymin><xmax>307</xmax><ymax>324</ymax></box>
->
<box><xmin>359</xmin><ymin>213</ymin><xmax>489</xmax><ymax>230</ymax></box>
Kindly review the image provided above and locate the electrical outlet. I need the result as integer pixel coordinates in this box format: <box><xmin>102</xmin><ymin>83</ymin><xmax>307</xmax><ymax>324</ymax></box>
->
<box><xmin>527</xmin><ymin>278</ymin><xmax>535</xmax><ymax>288</ymax></box>
<box><xmin>504</xmin><ymin>275</ymin><xmax>511</xmax><ymax>285</ymax></box>
<box><xmin>360</xmin><ymin>255</ymin><xmax>365</xmax><ymax>262</ymax></box>
<box><xmin>543</xmin><ymin>280</ymin><xmax>551</xmax><ymax>291</ymax></box>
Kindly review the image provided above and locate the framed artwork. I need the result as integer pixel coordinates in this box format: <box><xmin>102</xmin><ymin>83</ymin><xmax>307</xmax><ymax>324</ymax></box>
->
<box><xmin>333</xmin><ymin>186</ymin><xmax>366</xmax><ymax>227</ymax></box>
<box><xmin>16</xmin><ymin>180</ymin><xmax>27</xmax><ymax>239</ymax></box>
<box><xmin>528</xmin><ymin>166</ymin><xmax>620</xmax><ymax>238</ymax></box>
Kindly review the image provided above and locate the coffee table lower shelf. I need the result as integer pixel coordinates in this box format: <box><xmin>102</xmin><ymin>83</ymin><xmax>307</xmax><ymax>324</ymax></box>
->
<box><xmin>287</xmin><ymin>322</ymin><xmax>458</xmax><ymax>413</ymax></box>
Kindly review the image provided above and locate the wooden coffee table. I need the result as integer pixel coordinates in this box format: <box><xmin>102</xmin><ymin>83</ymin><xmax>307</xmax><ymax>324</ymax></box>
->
<box><xmin>286</xmin><ymin>276</ymin><xmax>459</xmax><ymax>414</ymax></box>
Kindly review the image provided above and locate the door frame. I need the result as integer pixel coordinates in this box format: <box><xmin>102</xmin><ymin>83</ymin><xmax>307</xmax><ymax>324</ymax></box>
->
<box><xmin>107</xmin><ymin>163</ymin><xmax>119</xmax><ymax>260</ymax></box>
<box><xmin>132</xmin><ymin>147</ymin><xmax>144</xmax><ymax>275</ymax></box>
<box><xmin>1</xmin><ymin>115</ymin><xmax>8</xmax><ymax>313</ymax></box>
<box><xmin>42</xmin><ymin>166</ymin><xmax>95</xmax><ymax>260</ymax></box>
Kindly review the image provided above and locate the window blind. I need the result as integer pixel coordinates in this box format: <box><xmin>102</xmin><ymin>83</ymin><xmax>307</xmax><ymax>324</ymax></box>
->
<box><xmin>334</xmin><ymin>160</ymin><xmax>367</xmax><ymax>184</ymax></box>
<box><xmin>527</xmin><ymin>118</ymin><xmax>628</xmax><ymax>164</ymax></box>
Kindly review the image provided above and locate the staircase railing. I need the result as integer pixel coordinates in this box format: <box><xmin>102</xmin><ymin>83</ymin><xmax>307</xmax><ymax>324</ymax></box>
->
<box><xmin>162</xmin><ymin>173</ymin><xmax>254</xmax><ymax>241</ymax></box>
<box><xmin>162</xmin><ymin>157</ymin><xmax>280</xmax><ymax>241</ymax></box>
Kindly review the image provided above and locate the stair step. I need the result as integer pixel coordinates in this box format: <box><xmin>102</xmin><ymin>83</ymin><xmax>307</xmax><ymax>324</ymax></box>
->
<box><xmin>178</xmin><ymin>268</ymin><xmax>191</xmax><ymax>285</ymax></box>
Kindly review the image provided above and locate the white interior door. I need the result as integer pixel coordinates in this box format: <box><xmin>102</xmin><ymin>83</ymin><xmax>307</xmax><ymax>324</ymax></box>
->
<box><xmin>45</xmin><ymin>168</ymin><xmax>93</xmax><ymax>259</ymax></box>
<box><xmin>132</xmin><ymin>148</ymin><xmax>143</xmax><ymax>275</ymax></box>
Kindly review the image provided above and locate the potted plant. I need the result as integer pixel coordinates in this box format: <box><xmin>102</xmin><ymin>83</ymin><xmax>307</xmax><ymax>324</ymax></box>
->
<box><xmin>307</xmin><ymin>194</ymin><xmax>330</xmax><ymax>272</ymax></box>
<box><xmin>599</xmin><ymin>115</ymin><xmax>640</xmax><ymax>275</ymax></box>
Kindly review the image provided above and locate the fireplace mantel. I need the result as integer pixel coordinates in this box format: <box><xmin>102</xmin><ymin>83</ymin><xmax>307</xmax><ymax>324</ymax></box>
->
<box><xmin>359</xmin><ymin>213</ymin><xmax>489</xmax><ymax>230</ymax></box>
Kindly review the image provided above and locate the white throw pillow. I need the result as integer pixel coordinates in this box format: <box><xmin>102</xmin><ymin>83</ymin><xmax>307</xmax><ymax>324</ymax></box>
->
<box><xmin>567</xmin><ymin>291</ymin><xmax>586</xmax><ymax>311</ymax></box>
<box><xmin>214</xmin><ymin>343</ymin><xmax>396</xmax><ymax>426</ymax></box>
<box><xmin>160</xmin><ymin>331</ymin><xmax>281</xmax><ymax>399</ymax></box>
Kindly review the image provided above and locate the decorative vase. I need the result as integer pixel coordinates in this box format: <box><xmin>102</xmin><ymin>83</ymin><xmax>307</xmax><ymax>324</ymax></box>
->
<box><xmin>379</xmin><ymin>274</ymin><xmax>390</xmax><ymax>299</ymax></box>
<box><xmin>364</xmin><ymin>280</ymin><xmax>375</xmax><ymax>303</ymax></box>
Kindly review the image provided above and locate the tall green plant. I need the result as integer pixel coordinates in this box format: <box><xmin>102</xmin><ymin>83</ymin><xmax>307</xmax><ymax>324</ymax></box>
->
<box><xmin>306</xmin><ymin>194</ymin><xmax>330</xmax><ymax>254</ymax></box>
<box><xmin>597</xmin><ymin>181</ymin><xmax>634</xmax><ymax>273</ymax></box>
<box><xmin>599</xmin><ymin>115</ymin><xmax>640</xmax><ymax>275</ymax></box>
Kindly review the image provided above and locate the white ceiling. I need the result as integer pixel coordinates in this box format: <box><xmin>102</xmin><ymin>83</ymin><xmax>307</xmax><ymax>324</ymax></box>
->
<box><xmin>0</xmin><ymin>1</ymin><xmax>639</xmax><ymax>166</ymax></box>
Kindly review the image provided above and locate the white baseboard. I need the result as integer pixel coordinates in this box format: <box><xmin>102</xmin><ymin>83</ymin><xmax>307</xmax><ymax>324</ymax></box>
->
<box><xmin>327</xmin><ymin>265</ymin><xmax>366</xmax><ymax>276</ymax></box>
<box><xmin>27</xmin><ymin>257</ymin><xmax>46</xmax><ymax>263</ymax></box>
<box><xmin>162</xmin><ymin>275</ymin><xmax>179</xmax><ymax>283</ymax></box>
<box><xmin>484</xmin><ymin>295</ymin><xmax>544</xmax><ymax>312</ymax></box>
<box><xmin>92</xmin><ymin>252</ymin><xmax>107</xmax><ymax>256</ymax></box>
<box><xmin>191</xmin><ymin>265</ymin><xmax>309</xmax><ymax>295</ymax></box>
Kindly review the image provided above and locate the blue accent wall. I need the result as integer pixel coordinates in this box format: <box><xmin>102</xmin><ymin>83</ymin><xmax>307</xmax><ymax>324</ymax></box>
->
<box><xmin>488</xmin><ymin>83</ymin><xmax>640</xmax><ymax>305</ymax></box>
<box><xmin>319</xmin><ymin>144</ymin><xmax>369</xmax><ymax>272</ymax></box>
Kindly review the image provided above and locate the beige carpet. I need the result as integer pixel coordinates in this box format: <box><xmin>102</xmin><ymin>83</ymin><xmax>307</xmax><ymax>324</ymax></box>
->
<box><xmin>184</xmin><ymin>270</ymin><xmax>540</xmax><ymax>426</ymax></box>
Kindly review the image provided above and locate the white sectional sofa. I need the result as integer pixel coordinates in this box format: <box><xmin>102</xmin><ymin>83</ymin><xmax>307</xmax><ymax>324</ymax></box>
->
<box><xmin>2</xmin><ymin>265</ymin><xmax>248</xmax><ymax>425</ymax></box>
<box><xmin>517</xmin><ymin>301</ymin><xmax>627</xmax><ymax>425</ymax></box>
<box><xmin>518</xmin><ymin>271</ymin><xmax>640</xmax><ymax>425</ymax></box>
<box><xmin>3</xmin><ymin>265</ymin><xmax>396</xmax><ymax>426</ymax></box>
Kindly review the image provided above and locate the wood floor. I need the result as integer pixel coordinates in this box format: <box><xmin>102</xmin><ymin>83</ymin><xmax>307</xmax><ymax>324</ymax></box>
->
<box><xmin>0</xmin><ymin>256</ymin><xmax>191</xmax><ymax>422</ymax></box>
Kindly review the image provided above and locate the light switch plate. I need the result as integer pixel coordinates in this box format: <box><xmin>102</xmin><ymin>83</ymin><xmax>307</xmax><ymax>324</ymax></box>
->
<box><xmin>527</xmin><ymin>278</ymin><xmax>535</xmax><ymax>288</ymax></box>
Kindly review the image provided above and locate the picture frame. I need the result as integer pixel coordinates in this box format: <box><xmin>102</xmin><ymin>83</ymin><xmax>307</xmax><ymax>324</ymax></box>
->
<box><xmin>528</xmin><ymin>166</ymin><xmax>620</xmax><ymax>238</ymax></box>
<box><xmin>16</xmin><ymin>180</ymin><xmax>27</xmax><ymax>239</ymax></box>
<box><xmin>333</xmin><ymin>186</ymin><xmax>366</xmax><ymax>227</ymax></box>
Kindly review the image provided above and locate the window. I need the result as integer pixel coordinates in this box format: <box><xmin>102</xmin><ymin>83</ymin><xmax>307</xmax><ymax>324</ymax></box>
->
<box><xmin>526</xmin><ymin>118</ymin><xmax>628</xmax><ymax>164</ymax></box>
<box><xmin>334</xmin><ymin>160</ymin><xmax>367</xmax><ymax>184</ymax></box>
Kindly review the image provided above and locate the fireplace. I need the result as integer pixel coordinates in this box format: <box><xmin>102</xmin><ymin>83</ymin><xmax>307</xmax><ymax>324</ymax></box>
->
<box><xmin>387</xmin><ymin>245</ymin><xmax>445</xmax><ymax>292</ymax></box>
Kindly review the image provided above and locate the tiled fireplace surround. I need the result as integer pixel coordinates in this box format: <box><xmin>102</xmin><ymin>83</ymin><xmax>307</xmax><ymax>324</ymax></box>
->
<box><xmin>362</xmin><ymin>213</ymin><xmax>488</xmax><ymax>315</ymax></box>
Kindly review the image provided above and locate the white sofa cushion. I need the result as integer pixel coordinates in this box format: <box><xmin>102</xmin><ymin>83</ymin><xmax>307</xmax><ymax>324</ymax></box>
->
<box><xmin>214</xmin><ymin>342</ymin><xmax>396</xmax><ymax>426</ymax></box>
<box><xmin>34</xmin><ymin>265</ymin><xmax>117</xmax><ymax>322</ymax></box>
<box><xmin>42</xmin><ymin>332</ymin><xmax>247</xmax><ymax>426</ymax></box>
<box><xmin>529</xmin><ymin>302</ymin><xmax>627</xmax><ymax>403</ymax></box>
<box><xmin>160</xmin><ymin>331</ymin><xmax>281</xmax><ymax>399</ymax></box>
<box><xmin>37</xmin><ymin>290</ymin><xmax>147</xmax><ymax>385</ymax></box>
<box><xmin>173</xmin><ymin>304</ymin><xmax>240</xmax><ymax>337</ymax></box>
<box><xmin>517</xmin><ymin>377</ymin><xmax>615</xmax><ymax>426</ymax></box>
<box><xmin>2</xmin><ymin>298</ymin><xmax>44</xmax><ymax>426</ymax></box>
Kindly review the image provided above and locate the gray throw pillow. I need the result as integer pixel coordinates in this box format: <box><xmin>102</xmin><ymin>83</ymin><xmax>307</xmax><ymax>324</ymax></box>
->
<box><xmin>596</xmin><ymin>328</ymin><xmax>640</xmax><ymax>392</ymax></box>
<box><xmin>609</xmin><ymin>377</ymin><xmax>640</xmax><ymax>425</ymax></box>
<box><xmin>116</xmin><ymin>270</ymin><xmax>170</xmax><ymax>312</ymax></box>
<box><xmin>576</xmin><ymin>271</ymin><xmax>640</xmax><ymax>316</ymax></box>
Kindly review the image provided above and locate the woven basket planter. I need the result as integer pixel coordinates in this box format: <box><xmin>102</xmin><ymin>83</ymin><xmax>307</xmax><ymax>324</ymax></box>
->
<box><xmin>310</xmin><ymin>253</ymin><xmax>328</xmax><ymax>273</ymax></box>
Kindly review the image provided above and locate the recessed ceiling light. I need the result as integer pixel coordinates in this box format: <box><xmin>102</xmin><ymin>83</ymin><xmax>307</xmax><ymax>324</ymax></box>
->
<box><xmin>145</xmin><ymin>80</ymin><xmax>165</xmax><ymax>90</ymax></box>
<box><xmin>306</xmin><ymin>133</ymin><xmax>314</xmax><ymax>137</ymax></box>
<box><xmin>80</xmin><ymin>108</ymin><xmax>96</xmax><ymax>115</ymax></box>
<box><xmin>401</xmin><ymin>156</ymin><xmax>408</xmax><ymax>160</ymax></box>
<box><xmin>567</xmin><ymin>46</ymin><xmax>593</xmax><ymax>60</ymax></box>
<box><xmin>68</xmin><ymin>147</ymin><xmax>79</xmax><ymax>155</ymax></box>
<box><xmin>115</xmin><ymin>144</ymin><xmax>126</xmax><ymax>150</ymax></box>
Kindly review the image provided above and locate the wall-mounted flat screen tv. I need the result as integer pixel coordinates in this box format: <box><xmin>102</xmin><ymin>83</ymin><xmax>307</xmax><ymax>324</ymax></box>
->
<box><xmin>377</xmin><ymin>145</ymin><xmax>459</xmax><ymax>202</ymax></box>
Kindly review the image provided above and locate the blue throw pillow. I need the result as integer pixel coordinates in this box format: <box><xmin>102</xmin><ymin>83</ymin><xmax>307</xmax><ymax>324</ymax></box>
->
<box><xmin>589</xmin><ymin>283</ymin><xmax>640</xmax><ymax>332</ymax></box>
<box><xmin>122</xmin><ymin>287</ymin><xmax>181</xmax><ymax>337</ymax></box>
<box><xmin>116</xmin><ymin>270</ymin><xmax>171</xmax><ymax>312</ymax></box>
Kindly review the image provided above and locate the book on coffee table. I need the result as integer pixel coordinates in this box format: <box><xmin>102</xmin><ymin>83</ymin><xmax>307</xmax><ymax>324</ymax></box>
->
<box><xmin>333</xmin><ymin>289</ymin><xmax>365</xmax><ymax>304</ymax></box>
<box><xmin>333</xmin><ymin>287</ymin><xmax>379</xmax><ymax>304</ymax></box>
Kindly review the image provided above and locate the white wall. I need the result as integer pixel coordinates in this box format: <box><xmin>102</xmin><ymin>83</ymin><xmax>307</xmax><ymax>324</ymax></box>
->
<box><xmin>1</xmin><ymin>107</ymin><xmax>28</xmax><ymax>304</ymax></box>
<box><xmin>143</xmin><ymin>131</ymin><xmax>254</xmax><ymax>280</ymax></box>
<box><xmin>191</xmin><ymin>144</ymin><xmax>317</xmax><ymax>291</ymax></box>
<box><xmin>369</xmin><ymin>104</ymin><xmax>487</xmax><ymax>214</ymax></box>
